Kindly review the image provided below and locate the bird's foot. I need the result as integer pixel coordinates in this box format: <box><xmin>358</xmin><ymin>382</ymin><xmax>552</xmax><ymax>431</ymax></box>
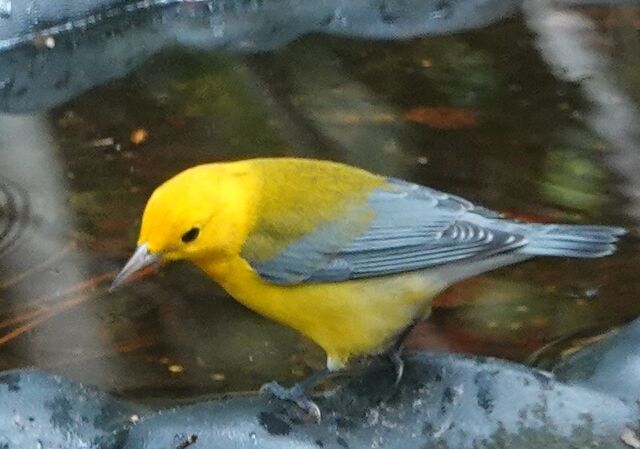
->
<box><xmin>260</xmin><ymin>381</ymin><xmax>322</xmax><ymax>423</ymax></box>
<box><xmin>390</xmin><ymin>349</ymin><xmax>405</xmax><ymax>387</ymax></box>
<box><xmin>373</xmin><ymin>348</ymin><xmax>405</xmax><ymax>403</ymax></box>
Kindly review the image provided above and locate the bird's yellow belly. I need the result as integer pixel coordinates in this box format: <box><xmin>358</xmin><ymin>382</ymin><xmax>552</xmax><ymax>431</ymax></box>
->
<box><xmin>198</xmin><ymin>257</ymin><xmax>446</xmax><ymax>370</ymax></box>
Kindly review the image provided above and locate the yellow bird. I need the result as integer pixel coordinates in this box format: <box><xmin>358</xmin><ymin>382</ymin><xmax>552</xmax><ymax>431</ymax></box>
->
<box><xmin>112</xmin><ymin>158</ymin><xmax>624</xmax><ymax>415</ymax></box>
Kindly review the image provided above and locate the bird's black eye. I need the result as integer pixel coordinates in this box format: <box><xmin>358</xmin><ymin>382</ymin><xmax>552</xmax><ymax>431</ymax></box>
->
<box><xmin>181</xmin><ymin>227</ymin><xmax>200</xmax><ymax>243</ymax></box>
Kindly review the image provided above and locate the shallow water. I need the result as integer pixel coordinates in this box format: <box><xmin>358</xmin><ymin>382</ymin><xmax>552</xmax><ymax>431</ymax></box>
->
<box><xmin>0</xmin><ymin>1</ymin><xmax>638</xmax><ymax>401</ymax></box>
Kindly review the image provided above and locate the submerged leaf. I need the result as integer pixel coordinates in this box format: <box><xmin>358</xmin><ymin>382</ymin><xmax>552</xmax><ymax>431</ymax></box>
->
<box><xmin>404</xmin><ymin>106</ymin><xmax>478</xmax><ymax>129</ymax></box>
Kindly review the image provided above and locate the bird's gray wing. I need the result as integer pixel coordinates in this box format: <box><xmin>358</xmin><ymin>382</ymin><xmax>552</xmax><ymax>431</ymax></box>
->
<box><xmin>243</xmin><ymin>178</ymin><xmax>527</xmax><ymax>285</ymax></box>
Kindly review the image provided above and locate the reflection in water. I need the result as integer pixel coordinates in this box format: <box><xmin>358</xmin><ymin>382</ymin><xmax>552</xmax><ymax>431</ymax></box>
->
<box><xmin>0</xmin><ymin>114</ymin><xmax>122</xmax><ymax>386</ymax></box>
<box><xmin>0</xmin><ymin>1</ymin><xmax>637</xmax><ymax>399</ymax></box>
<box><xmin>0</xmin><ymin>172</ymin><xmax>28</xmax><ymax>257</ymax></box>
<box><xmin>250</xmin><ymin>42</ymin><xmax>418</xmax><ymax>174</ymax></box>
<box><xmin>525</xmin><ymin>0</ymin><xmax>640</xmax><ymax>222</ymax></box>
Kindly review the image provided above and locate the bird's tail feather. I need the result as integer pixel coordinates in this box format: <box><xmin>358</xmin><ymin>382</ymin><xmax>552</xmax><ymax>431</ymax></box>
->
<box><xmin>520</xmin><ymin>224</ymin><xmax>626</xmax><ymax>258</ymax></box>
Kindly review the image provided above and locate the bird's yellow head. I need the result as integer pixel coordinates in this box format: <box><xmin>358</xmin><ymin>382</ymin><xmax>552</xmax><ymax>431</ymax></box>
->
<box><xmin>111</xmin><ymin>162</ymin><xmax>257</xmax><ymax>289</ymax></box>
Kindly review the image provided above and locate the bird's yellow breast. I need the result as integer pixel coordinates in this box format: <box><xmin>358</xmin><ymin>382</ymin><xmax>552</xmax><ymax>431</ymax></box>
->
<box><xmin>197</xmin><ymin>256</ymin><xmax>444</xmax><ymax>370</ymax></box>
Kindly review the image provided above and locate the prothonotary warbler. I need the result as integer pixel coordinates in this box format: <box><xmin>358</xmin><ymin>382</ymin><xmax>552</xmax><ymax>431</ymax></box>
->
<box><xmin>112</xmin><ymin>158</ymin><xmax>624</xmax><ymax>418</ymax></box>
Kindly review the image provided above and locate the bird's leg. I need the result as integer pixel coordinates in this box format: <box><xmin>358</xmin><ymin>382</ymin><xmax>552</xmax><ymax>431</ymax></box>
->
<box><xmin>261</xmin><ymin>322</ymin><xmax>416</xmax><ymax>420</ymax></box>
<box><xmin>386</xmin><ymin>320</ymin><xmax>417</xmax><ymax>387</ymax></box>
<box><xmin>260</xmin><ymin>368</ymin><xmax>334</xmax><ymax>422</ymax></box>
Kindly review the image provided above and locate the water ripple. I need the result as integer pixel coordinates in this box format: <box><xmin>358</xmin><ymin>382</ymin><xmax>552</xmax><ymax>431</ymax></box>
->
<box><xmin>0</xmin><ymin>175</ymin><xmax>29</xmax><ymax>257</ymax></box>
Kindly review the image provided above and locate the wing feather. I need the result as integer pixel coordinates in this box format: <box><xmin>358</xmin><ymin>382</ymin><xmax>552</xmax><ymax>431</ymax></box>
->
<box><xmin>242</xmin><ymin>178</ymin><xmax>527</xmax><ymax>284</ymax></box>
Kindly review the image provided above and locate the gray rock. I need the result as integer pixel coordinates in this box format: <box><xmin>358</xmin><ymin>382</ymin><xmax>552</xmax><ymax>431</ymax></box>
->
<box><xmin>3</xmin><ymin>349</ymin><xmax>640</xmax><ymax>448</ymax></box>
<box><xmin>125</xmin><ymin>353</ymin><xmax>638</xmax><ymax>449</ymax></box>
<box><xmin>553</xmin><ymin>318</ymin><xmax>640</xmax><ymax>402</ymax></box>
<box><xmin>0</xmin><ymin>368</ymin><xmax>139</xmax><ymax>449</ymax></box>
<box><xmin>0</xmin><ymin>0</ymin><xmax>124</xmax><ymax>48</ymax></box>
<box><xmin>0</xmin><ymin>0</ymin><xmax>521</xmax><ymax>113</ymax></box>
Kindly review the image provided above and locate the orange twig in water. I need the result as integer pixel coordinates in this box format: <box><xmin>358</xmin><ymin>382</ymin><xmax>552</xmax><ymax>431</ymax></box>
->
<box><xmin>115</xmin><ymin>336</ymin><xmax>154</xmax><ymax>353</ymax></box>
<box><xmin>0</xmin><ymin>307</ymin><xmax>49</xmax><ymax>330</ymax></box>
<box><xmin>0</xmin><ymin>258</ymin><xmax>158</xmax><ymax>345</ymax></box>
<box><xmin>0</xmin><ymin>270</ymin><xmax>118</xmax><ymax>332</ymax></box>
<box><xmin>0</xmin><ymin>310</ymin><xmax>56</xmax><ymax>345</ymax></box>
<box><xmin>31</xmin><ymin>270</ymin><xmax>117</xmax><ymax>308</ymax></box>
<box><xmin>0</xmin><ymin>240</ymin><xmax>76</xmax><ymax>290</ymax></box>
<box><xmin>0</xmin><ymin>291</ymin><xmax>95</xmax><ymax>346</ymax></box>
<box><xmin>0</xmin><ymin>270</ymin><xmax>119</xmax><ymax>345</ymax></box>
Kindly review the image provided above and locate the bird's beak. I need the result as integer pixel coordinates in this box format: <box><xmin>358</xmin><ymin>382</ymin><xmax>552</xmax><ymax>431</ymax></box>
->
<box><xmin>110</xmin><ymin>243</ymin><xmax>161</xmax><ymax>291</ymax></box>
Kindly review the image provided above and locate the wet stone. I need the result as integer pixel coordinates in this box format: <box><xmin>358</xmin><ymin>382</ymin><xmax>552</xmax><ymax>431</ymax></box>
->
<box><xmin>0</xmin><ymin>0</ymin><xmax>11</xmax><ymax>19</ymax></box>
<box><xmin>258</xmin><ymin>411</ymin><xmax>292</xmax><ymax>436</ymax></box>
